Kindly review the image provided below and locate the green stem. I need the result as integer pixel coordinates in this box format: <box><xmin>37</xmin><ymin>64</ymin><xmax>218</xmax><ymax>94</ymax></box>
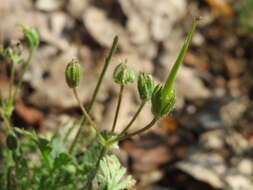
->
<box><xmin>0</xmin><ymin>108</ymin><xmax>12</xmax><ymax>132</ymax></box>
<box><xmin>111</xmin><ymin>85</ymin><xmax>124</xmax><ymax>133</ymax></box>
<box><xmin>95</xmin><ymin>146</ymin><xmax>107</xmax><ymax>170</ymax></box>
<box><xmin>13</xmin><ymin>50</ymin><xmax>33</xmax><ymax>101</ymax></box>
<box><xmin>81</xmin><ymin>35</ymin><xmax>119</xmax><ymax>126</ymax></box>
<box><xmin>110</xmin><ymin>117</ymin><xmax>158</xmax><ymax>143</ymax></box>
<box><xmin>86</xmin><ymin>146</ymin><xmax>107</xmax><ymax>190</ymax></box>
<box><xmin>8</xmin><ymin>63</ymin><xmax>16</xmax><ymax>100</ymax></box>
<box><xmin>0</xmin><ymin>90</ymin><xmax>2</xmax><ymax>105</ymax></box>
<box><xmin>72</xmin><ymin>88</ymin><xmax>98</xmax><ymax>133</ymax></box>
<box><xmin>69</xmin><ymin>36</ymin><xmax>118</xmax><ymax>153</ymax></box>
<box><xmin>12</xmin><ymin>151</ymin><xmax>19</xmax><ymax>185</ymax></box>
<box><xmin>119</xmin><ymin>101</ymin><xmax>145</xmax><ymax>135</ymax></box>
<box><xmin>40</xmin><ymin>150</ymin><xmax>51</xmax><ymax>169</ymax></box>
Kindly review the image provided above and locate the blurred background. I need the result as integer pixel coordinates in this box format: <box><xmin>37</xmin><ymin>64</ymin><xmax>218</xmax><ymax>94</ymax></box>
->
<box><xmin>1</xmin><ymin>0</ymin><xmax>253</xmax><ymax>189</ymax></box>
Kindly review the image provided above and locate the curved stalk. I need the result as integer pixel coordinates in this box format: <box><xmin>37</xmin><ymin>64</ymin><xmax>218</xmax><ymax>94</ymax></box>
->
<box><xmin>119</xmin><ymin>101</ymin><xmax>145</xmax><ymax>135</ymax></box>
<box><xmin>110</xmin><ymin>117</ymin><xmax>159</xmax><ymax>144</ymax></box>
<box><xmin>72</xmin><ymin>88</ymin><xmax>98</xmax><ymax>134</ymax></box>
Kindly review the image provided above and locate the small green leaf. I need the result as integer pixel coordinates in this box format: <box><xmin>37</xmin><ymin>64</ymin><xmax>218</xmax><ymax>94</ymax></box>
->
<box><xmin>14</xmin><ymin>128</ymin><xmax>38</xmax><ymax>142</ymax></box>
<box><xmin>54</xmin><ymin>153</ymin><xmax>73</xmax><ymax>169</ymax></box>
<box><xmin>97</xmin><ymin>155</ymin><xmax>135</xmax><ymax>190</ymax></box>
<box><xmin>37</xmin><ymin>137</ymin><xmax>52</xmax><ymax>154</ymax></box>
<box><xmin>50</xmin><ymin>137</ymin><xmax>66</xmax><ymax>159</ymax></box>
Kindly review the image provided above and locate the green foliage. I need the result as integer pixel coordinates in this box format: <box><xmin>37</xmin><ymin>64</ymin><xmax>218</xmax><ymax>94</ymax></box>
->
<box><xmin>96</xmin><ymin>155</ymin><xmax>136</xmax><ymax>190</ymax></box>
<box><xmin>237</xmin><ymin>0</ymin><xmax>253</xmax><ymax>33</ymax></box>
<box><xmin>6</xmin><ymin>133</ymin><xmax>18</xmax><ymax>150</ymax></box>
<box><xmin>2</xmin><ymin>99</ymin><xmax>14</xmax><ymax>120</ymax></box>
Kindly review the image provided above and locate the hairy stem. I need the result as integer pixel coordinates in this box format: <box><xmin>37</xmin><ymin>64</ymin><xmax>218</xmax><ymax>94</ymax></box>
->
<box><xmin>111</xmin><ymin>85</ymin><xmax>124</xmax><ymax>133</ymax></box>
<box><xmin>119</xmin><ymin>101</ymin><xmax>145</xmax><ymax>135</ymax></box>
<box><xmin>72</xmin><ymin>88</ymin><xmax>98</xmax><ymax>133</ymax></box>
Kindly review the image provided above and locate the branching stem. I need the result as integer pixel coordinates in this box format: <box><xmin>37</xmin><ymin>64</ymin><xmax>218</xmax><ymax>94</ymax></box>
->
<box><xmin>119</xmin><ymin>101</ymin><xmax>145</xmax><ymax>136</ymax></box>
<box><xmin>110</xmin><ymin>117</ymin><xmax>158</xmax><ymax>143</ymax></box>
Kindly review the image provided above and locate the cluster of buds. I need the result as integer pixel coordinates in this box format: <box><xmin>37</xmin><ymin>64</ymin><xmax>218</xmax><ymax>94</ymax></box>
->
<box><xmin>0</xmin><ymin>41</ymin><xmax>23</xmax><ymax>64</ymax></box>
<box><xmin>64</xmin><ymin>19</ymin><xmax>198</xmax><ymax>122</ymax></box>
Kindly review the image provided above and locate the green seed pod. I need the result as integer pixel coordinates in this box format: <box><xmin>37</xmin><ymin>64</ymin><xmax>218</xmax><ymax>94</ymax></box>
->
<box><xmin>6</xmin><ymin>133</ymin><xmax>18</xmax><ymax>151</ymax></box>
<box><xmin>65</xmin><ymin>60</ymin><xmax>81</xmax><ymax>88</ymax></box>
<box><xmin>151</xmin><ymin>84</ymin><xmax>176</xmax><ymax>118</ymax></box>
<box><xmin>20</xmin><ymin>25</ymin><xmax>40</xmax><ymax>52</ymax></box>
<box><xmin>138</xmin><ymin>73</ymin><xmax>155</xmax><ymax>102</ymax></box>
<box><xmin>113</xmin><ymin>63</ymin><xmax>136</xmax><ymax>85</ymax></box>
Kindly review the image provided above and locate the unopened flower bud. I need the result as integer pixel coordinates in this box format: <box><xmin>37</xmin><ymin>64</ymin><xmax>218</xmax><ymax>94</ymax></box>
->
<box><xmin>6</xmin><ymin>133</ymin><xmax>18</xmax><ymax>151</ymax></box>
<box><xmin>20</xmin><ymin>25</ymin><xmax>39</xmax><ymax>52</ymax></box>
<box><xmin>113</xmin><ymin>63</ymin><xmax>136</xmax><ymax>85</ymax></box>
<box><xmin>65</xmin><ymin>60</ymin><xmax>81</xmax><ymax>88</ymax></box>
<box><xmin>151</xmin><ymin>84</ymin><xmax>176</xmax><ymax>118</ymax></box>
<box><xmin>138</xmin><ymin>73</ymin><xmax>155</xmax><ymax>102</ymax></box>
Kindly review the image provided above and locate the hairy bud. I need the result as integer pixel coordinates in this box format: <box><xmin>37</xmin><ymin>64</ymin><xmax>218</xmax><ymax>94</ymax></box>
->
<box><xmin>151</xmin><ymin>85</ymin><xmax>176</xmax><ymax>117</ymax></box>
<box><xmin>65</xmin><ymin>60</ymin><xmax>81</xmax><ymax>88</ymax></box>
<box><xmin>113</xmin><ymin>63</ymin><xmax>136</xmax><ymax>85</ymax></box>
<box><xmin>20</xmin><ymin>25</ymin><xmax>39</xmax><ymax>52</ymax></box>
<box><xmin>138</xmin><ymin>73</ymin><xmax>155</xmax><ymax>102</ymax></box>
